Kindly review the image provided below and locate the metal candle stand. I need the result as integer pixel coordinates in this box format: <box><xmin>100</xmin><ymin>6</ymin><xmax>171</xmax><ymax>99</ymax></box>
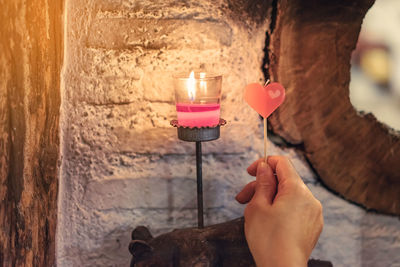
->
<box><xmin>171</xmin><ymin>119</ymin><xmax>226</xmax><ymax>229</ymax></box>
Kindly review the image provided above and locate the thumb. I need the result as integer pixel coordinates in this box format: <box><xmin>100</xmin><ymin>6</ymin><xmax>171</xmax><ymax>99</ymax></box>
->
<box><xmin>252</xmin><ymin>161</ymin><xmax>277</xmax><ymax>205</ymax></box>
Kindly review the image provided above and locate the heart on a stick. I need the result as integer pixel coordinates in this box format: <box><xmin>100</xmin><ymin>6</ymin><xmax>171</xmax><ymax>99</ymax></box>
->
<box><xmin>244</xmin><ymin>82</ymin><xmax>285</xmax><ymax>118</ymax></box>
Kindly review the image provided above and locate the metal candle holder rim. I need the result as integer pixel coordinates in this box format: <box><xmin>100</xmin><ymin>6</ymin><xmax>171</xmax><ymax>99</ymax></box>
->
<box><xmin>171</xmin><ymin>119</ymin><xmax>226</xmax><ymax>143</ymax></box>
<box><xmin>170</xmin><ymin>119</ymin><xmax>226</xmax><ymax>129</ymax></box>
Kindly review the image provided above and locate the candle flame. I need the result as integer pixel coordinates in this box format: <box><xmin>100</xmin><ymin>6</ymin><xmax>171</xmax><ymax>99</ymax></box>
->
<box><xmin>187</xmin><ymin>71</ymin><xmax>196</xmax><ymax>101</ymax></box>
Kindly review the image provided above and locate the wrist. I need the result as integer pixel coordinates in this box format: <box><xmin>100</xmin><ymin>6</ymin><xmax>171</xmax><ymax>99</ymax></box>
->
<box><xmin>253</xmin><ymin>246</ymin><xmax>308</xmax><ymax>267</ymax></box>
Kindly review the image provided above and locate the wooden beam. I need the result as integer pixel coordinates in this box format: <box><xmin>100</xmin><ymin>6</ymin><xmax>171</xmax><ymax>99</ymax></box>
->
<box><xmin>0</xmin><ymin>0</ymin><xmax>63</xmax><ymax>265</ymax></box>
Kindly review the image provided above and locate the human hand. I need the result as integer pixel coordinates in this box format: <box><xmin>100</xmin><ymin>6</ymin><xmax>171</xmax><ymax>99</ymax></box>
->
<box><xmin>236</xmin><ymin>156</ymin><xmax>323</xmax><ymax>267</ymax></box>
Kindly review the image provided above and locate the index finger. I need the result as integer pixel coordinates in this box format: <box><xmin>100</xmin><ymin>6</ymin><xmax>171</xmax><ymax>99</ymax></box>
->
<box><xmin>247</xmin><ymin>156</ymin><xmax>301</xmax><ymax>184</ymax></box>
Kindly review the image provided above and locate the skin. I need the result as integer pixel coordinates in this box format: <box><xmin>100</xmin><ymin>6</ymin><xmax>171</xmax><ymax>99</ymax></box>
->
<box><xmin>236</xmin><ymin>156</ymin><xmax>324</xmax><ymax>267</ymax></box>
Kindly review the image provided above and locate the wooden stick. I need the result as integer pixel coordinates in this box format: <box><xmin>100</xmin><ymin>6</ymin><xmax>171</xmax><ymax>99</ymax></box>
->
<box><xmin>264</xmin><ymin>117</ymin><xmax>267</xmax><ymax>162</ymax></box>
<box><xmin>263</xmin><ymin>79</ymin><xmax>270</xmax><ymax>163</ymax></box>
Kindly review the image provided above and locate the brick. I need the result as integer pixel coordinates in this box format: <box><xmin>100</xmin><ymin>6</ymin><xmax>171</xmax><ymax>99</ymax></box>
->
<box><xmin>83</xmin><ymin>176</ymin><xmax>246</xmax><ymax>210</ymax></box>
<box><xmin>86</xmin><ymin>18</ymin><xmax>233</xmax><ymax>50</ymax></box>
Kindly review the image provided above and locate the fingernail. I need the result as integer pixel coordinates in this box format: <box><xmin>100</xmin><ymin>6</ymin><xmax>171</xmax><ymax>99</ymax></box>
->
<box><xmin>257</xmin><ymin>161</ymin><xmax>268</xmax><ymax>175</ymax></box>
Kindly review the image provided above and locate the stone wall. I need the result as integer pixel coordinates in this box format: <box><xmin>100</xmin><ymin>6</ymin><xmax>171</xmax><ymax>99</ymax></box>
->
<box><xmin>57</xmin><ymin>1</ymin><xmax>400</xmax><ymax>266</ymax></box>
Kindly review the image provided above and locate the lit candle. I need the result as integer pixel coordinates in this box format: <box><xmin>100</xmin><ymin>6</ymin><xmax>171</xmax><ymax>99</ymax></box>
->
<box><xmin>174</xmin><ymin>71</ymin><xmax>222</xmax><ymax>127</ymax></box>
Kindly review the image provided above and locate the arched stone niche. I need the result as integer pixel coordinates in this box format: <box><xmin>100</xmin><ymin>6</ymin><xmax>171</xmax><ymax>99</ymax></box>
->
<box><xmin>268</xmin><ymin>0</ymin><xmax>400</xmax><ymax>215</ymax></box>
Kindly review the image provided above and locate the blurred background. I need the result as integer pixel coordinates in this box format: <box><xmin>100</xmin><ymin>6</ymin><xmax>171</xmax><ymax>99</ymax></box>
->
<box><xmin>350</xmin><ymin>0</ymin><xmax>400</xmax><ymax>130</ymax></box>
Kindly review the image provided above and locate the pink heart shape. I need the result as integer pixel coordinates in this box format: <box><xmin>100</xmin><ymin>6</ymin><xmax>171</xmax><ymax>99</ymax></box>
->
<box><xmin>244</xmin><ymin>82</ymin><xmax>286</xmax><ymax>118</ymax></box>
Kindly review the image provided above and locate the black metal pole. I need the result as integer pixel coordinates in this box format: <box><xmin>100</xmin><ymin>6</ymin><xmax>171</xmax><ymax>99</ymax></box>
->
<box><xmin>171</xmin><ymin>119</ymin><xmax>226</xmax><ymax>229</ymax></box>
<box><xmin>195</xmin><ymin>141</ymin><xmax>204</xmax><ymax>228</ymax></box>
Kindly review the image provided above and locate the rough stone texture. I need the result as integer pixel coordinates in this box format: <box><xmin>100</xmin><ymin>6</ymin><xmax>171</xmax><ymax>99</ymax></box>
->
<box><xmin>310</xmin><ymin>184</ymin><xmax>400</xmax><ymax>267</ymax></box>
<box><xmin>58</xmin><ymin>0</ymin><xmax>270</xmax><ymax>266</ymax></box>
<box><xmin>0</xmin><ymin>0</ymin><xmax>63</xmax><ymax>266</ymax></box>
<box><xmin>58</xmin><ymin>1</ymin><xmax>400</xmax><ymax>267</ymax></box>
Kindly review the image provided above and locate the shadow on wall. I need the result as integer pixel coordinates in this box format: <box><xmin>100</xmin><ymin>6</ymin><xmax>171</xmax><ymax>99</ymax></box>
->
<box><xmin>361</xmin><ymin>213</ymin><xmax>400</xmax><ymax>266</ymax></box>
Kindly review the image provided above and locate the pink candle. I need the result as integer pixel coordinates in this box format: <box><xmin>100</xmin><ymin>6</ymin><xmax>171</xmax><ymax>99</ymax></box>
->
<box><xmin>174</xmin><ymin>71</ymin><xmax>222</xmax><ymax>127</ymax></box>
<box><xmin>176</xmin><ymin>103</ymin><xmax>220</xmax><ymax>127</ymax></box>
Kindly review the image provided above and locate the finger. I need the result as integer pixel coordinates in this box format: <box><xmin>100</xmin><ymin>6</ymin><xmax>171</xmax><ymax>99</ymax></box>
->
<box><xmin>252</xmin><ymin>161</ymin><xmax>277</xmax><ymax>205</ymax></box>
<box><xmin>235</xmin><ymin>181</ymin><xmax>256</xmax><ymax>204</ymax></box>
<box><xmin>267</xmin><ymin>156</ymin><xmax>302</xmax><ymax>184</ymax></box>
<box><xmin>246</xmin><ymin>158</ymin><xmax>266</xmax><ymax>176</ymax></box>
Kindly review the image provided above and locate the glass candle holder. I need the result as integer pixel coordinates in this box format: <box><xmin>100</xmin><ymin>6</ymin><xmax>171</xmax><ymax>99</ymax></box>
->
<box><xmin>174</xmin><ymin>71</ymin><xmax>222</xmax><ymax>127</ymax></box>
